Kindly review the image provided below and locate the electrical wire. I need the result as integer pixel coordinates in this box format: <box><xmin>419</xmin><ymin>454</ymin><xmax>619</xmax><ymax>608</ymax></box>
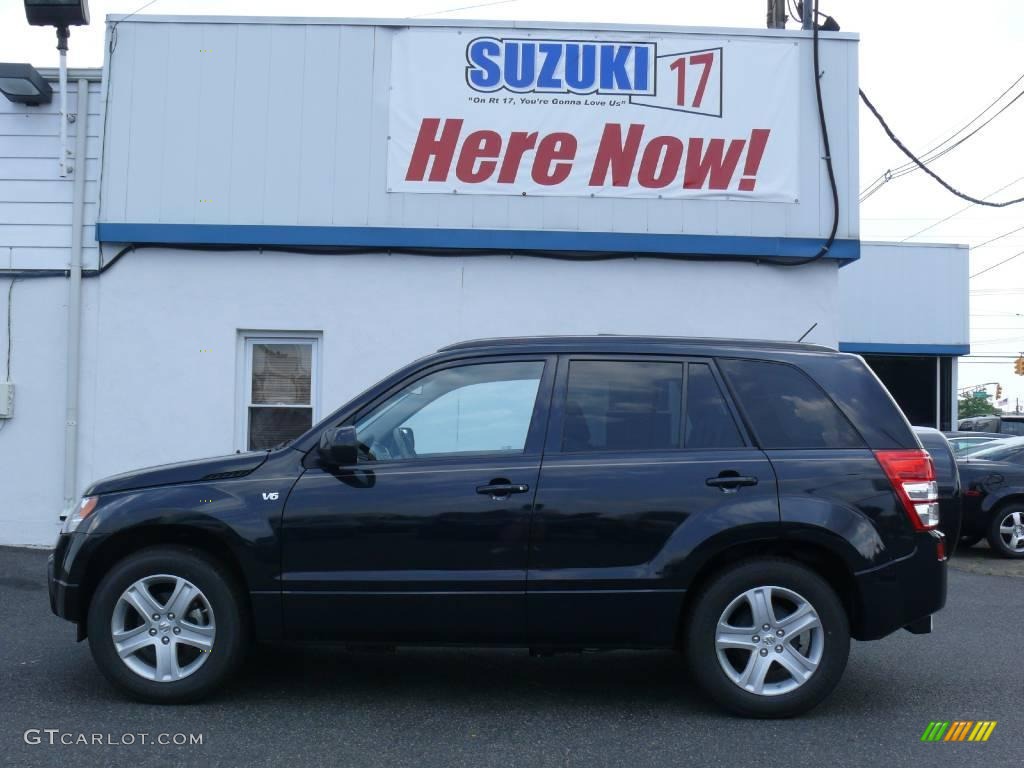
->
<box><xmin>108</xmin><ymin>0</ymin><xmax>163</xmax><ymax>53</ymax></box>
<box><xmin>414</xmin><ymin>0</ymin><xmax>518</xmax><ymax>17</ymax></box>
<box><xmin>774</xmin><ymin>0</ymin><xmax>838</xmax><ymax>267</ymax></box>
<box><xmin>4</xmin><ymin>278</ymin><xmax>14</xmax><ymax>381</ymax></box>
<box><xmin>970</xmin><ymin>248</ymin><xmax>1024</xmax><ymax>280</ymax></box>
<box><xmin>860</xmin><ymin>89</ymin><xmax>1024</xmax><ymax>208</ymax></box>
<box><xmin>900</xmin><ymin>176</ymin><xmax>1024</xmax><ymax>241</ymax></box>
<box><xmin>861</xmin><ymin>72</ymin><xmax>1024</xmax><ymax>201</ymax></box>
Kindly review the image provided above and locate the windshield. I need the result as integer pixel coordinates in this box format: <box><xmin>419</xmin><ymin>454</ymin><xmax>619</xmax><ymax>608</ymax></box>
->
<box><xmin>968</xmin><ymin>435</ymin><xmax>1024</xmax><ymax>462</ymax></box>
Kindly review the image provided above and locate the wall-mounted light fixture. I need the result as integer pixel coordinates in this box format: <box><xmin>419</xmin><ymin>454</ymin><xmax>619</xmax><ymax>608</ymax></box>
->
<box><xmin>0</xmin><ymin>63</ymin><xmax>53</xmax><ymax>106</ymax></box>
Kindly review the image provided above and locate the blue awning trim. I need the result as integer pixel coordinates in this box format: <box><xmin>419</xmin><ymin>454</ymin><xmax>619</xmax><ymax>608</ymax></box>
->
<box><xmin>839</xmin><ymin>342</ymin><xmax>970</xmax><ymax>356</ymax></box>
<box><xmin>96</xmin><ymin>223</ymin><xmax>860</xmax><ymax>263</ymax></box>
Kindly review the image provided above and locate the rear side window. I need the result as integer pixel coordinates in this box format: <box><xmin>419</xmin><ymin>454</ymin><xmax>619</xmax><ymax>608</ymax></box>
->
<box><xmin>685</xmin><ymin>363</ymin><xmax>744</xmax><ymax>448</ymax></box>
<box><xmin>1001</xmin><ymin>420</ymin><xmax>1024</xmax><ymax>436</ymax></box>
<box><xmin>562</xmin><ymin>361</ymin><xmax>682</xmax><ymax>451</ymax></box>
<box><xmin>719</xmin><ymin>359</ymin><xmax>864</xmax><ymax>449</ymax></box>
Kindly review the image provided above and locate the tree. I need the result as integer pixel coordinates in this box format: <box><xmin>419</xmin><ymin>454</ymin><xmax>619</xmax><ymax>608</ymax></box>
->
<box><xmin>958</xmin><ymin>393</ymin><xmax>1000</xmax><ymax>419</ymax></box>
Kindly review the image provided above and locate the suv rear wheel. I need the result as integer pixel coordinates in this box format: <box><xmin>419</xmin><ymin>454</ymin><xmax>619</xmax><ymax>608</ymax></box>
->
<box><xmin>685</xmin><ymin>558</ymin><xmax>849</xmax><ymax>718</ymax></box>
<box><xmin>86</xmin><ymin>546</ymin><xmax>247</xmax><ymax>703</ymax></box>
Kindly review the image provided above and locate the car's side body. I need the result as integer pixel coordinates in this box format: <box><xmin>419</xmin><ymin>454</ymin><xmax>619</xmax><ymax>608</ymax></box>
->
<box><xmin>957</xmin><ymin>438</ymin><xmax>1024</xmax><ymax>551</ymax></box>
<box><xmin>50</xmin><ymin>337</ymin><xmax>947</xmax><ymax>654</ymax></box>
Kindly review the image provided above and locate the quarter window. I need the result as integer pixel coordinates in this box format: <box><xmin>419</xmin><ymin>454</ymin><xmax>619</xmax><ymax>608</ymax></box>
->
<box><xmin>354</xmin><ymin>361</ymin><xmax>544</xmax><ymax>461</ymax></box>
<box><xmin>719</xmin><ymin>358</ymin><xmax>864</xmax><ymax>449</ymax></box>
<box><xmin>242</xmin><ymin>336</ymin><xmax>319</xmax><ymax>450</ymax></box>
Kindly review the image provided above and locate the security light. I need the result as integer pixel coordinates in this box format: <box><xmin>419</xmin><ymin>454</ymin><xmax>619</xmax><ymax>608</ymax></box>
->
<box><xmin>0</xmin><ymin>63</ymin><xmax>52</xmax><ymax>106</ymax></box>
<box><xmin>24</xmin><ymin>0</ymin><xmax>89</xmax><ymax>28</ymax></box>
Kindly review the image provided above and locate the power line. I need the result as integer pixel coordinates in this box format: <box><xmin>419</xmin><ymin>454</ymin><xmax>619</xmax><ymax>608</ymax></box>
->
<box><xmin>970</xmin><ymin>248</ymin><xmax>1024</xmax><ymax>279</ymax></box>
<box><xmin>973</xmin><ymin>224</ymin><xmax>1024</xmax><ymax>251</ymax></box>
<box><xmin>415</xmin><ymin>0</ymin><xmax>519</xmax><ymax>16</ymax></box>
<box><xmin>861</xmin><ymin>89</ymin><xmax>1024</xmax><ymax>208</ymax></box>
<box><xmin>861</xmin><ymin>72</ymin><xmax>1024</xmax><ymax>201</ymax></box>
<box><xmin>900</xmin><ymin>176</ymin><xmax>1024</xmax><ymax>241</ymax></box>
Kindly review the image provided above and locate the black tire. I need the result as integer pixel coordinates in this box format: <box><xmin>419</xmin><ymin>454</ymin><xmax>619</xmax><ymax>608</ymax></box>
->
<box><xmin>987</xmin><ymin>504</ymin><xmax>1024</xmax><ymax>559</ymax></box>
<box><xmin>957</xmin><ymin>535</ymin><xmax>982</xmax><ymax>553</ymax></box>
<box><xmin>685</xmin><ymin>558</ymin><xmax>850</xmax><ymax>718</ymax></box>
<box><xmin>86</xmin><ymin>545</ymin><xmax>248</xmax><ymax>703</ymax></box>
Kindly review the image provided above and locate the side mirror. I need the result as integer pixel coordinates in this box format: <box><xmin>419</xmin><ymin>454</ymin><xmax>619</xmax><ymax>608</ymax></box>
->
<box><xmin>318</xmin><ymin>425</ymin><xmax>359</xmax><ymax>466</ymax></box>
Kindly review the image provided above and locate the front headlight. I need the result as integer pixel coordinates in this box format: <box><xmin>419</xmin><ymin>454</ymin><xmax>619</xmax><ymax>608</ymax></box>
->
<box><xmin>61</xmin><ymin>496</ymin><xmax>98</xmax><ymax>534</ymax></box>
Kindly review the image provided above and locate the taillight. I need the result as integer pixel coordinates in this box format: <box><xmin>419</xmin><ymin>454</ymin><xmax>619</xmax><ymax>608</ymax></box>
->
<box><xmin>874</xmin><ymin>449</ymin><xmax>940</xmax><ymax>530</ymax></box>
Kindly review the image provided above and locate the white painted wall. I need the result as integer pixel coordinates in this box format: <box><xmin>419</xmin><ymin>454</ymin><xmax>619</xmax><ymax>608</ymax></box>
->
<box><xmin>2</xmin><ymin>248</ymin><xmax>837</xmax><ymax>547</ymax></box>
<box><xmin>839</xmin><ymin>242</ymin><xmax>969</xmax><ymax>348</ymax></box>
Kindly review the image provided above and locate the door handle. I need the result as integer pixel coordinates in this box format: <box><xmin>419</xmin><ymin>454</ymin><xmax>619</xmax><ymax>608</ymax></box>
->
<box><xmin>476</xmin><ymin>482</ymin><xmax>530</xmax><ymax>499</ymax></box>
<box><xmin>706</xmin><ymin>475</ymin><xmax>759</xmax><ymax>492</ymax></box>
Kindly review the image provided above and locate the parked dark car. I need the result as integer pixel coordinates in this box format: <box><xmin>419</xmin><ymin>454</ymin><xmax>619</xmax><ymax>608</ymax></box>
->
<box><xmin>914</xmin><ymin>427</ymin><xmax>962</xmax><ymax>554</ymax></box>
<box><xmin>958</xmin><ymin>415</ymin><xmax>1024</xmax><ymax>435</ymax></box>
<box><xmin>943</xmin><ymin>431</ymin><xmax>1010</xmax><ymax>457</ymax></box>
<box><xmin>49</xmin><ymin>336</ymin><xmax>947</xmax><ymax>718</ymax></box>
<box><xmin>956</xmin><ymin>435</ymin><xmax>1024</xmax><ymax>558</ymax></box>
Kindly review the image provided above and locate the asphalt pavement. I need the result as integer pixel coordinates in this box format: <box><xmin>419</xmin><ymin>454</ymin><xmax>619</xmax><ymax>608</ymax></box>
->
<box><xmin>1</xmin><ymin>545</ymin><xmax>1019</xmax><ymax>768</ymax></box>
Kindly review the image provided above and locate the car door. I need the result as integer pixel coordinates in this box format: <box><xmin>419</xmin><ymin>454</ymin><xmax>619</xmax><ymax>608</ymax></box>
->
<box><xmin>527</xmin><ymin>355</ymin><xmax>779</xmax><ymax>647</ymax></box>
<box><xmin>281</xmin><ymin>355</ymin><xmax>555</xmax><ymax>643</ymax></box>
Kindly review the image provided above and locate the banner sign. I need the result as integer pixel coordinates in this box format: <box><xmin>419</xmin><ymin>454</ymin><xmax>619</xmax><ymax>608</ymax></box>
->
<box><xmin>387</xmin><ymin>28</ymin><xmax>800</xmax><ymax>200</ymax></box>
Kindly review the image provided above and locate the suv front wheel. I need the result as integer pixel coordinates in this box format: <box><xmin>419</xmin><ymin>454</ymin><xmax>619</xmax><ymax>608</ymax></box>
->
<box><xmin>685</xmin><ymin>558</ymin><xmax>850</xmax><ymax>718</ymax></box>
<box><xmin>86</xmin><ymin>546</ymin><xmax>247</xmax><ymax>703</ymax></box>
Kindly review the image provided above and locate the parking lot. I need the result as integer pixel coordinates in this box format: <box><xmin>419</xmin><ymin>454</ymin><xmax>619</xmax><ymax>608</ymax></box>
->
<box><xmin>1</xmin><ymin>545</ymin><xmax>1018</xmax><ymax>768</ymax></box>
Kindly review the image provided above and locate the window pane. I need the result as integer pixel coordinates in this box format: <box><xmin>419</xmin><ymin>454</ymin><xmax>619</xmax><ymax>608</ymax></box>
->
<box><xmin>355</xmin><ymin>361</ymin><xmax>543</xmax><ymax>460</ymax></box>
<box><xmin>252</xmin><ymin>343</ymin><xmax>311</xmax><ymax>405</ymax></box>
<box><xmin>249</xmin><ymin>406</ymin><xmax>313</xmax><ymax>450</ymax></box>
<box><xmin>685</xmin><ymin>364</ymin><xmax>743</xmax><ymax>448</ymax></box>
<box><xmin>719</xmin><ymin>359</ymin><xmax>863</xmax><ymax>449</ymax></box>
<box><xmin>563</xmin><ymin>361</ymin><xmax>682</xmax><ymax>452</ymax></box>
<box><xmin>1001</xmin><ymin>420</ymin><xmax>1024</xmax><ymax>436</ymax></box>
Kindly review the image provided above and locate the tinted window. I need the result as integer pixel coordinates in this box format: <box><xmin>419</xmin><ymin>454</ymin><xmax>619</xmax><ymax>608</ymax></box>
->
<box><xmin>562</xmin><ymin>361</ymin><xmax>682</xmax><ymax>452</ymax></box>
<box><xmin>1001</xmin><ymin>420</ymin><xmax>1024</xmax><ymax>436</ymax></box>
<box><xmin>685</xmin><ymin>363</ymin><xmax>743</xmax><ymax>448</ymax></box>
<box><xmin>969</xmin><ymin>436</ymin><xmax>1024</xmax><ymax>463</ymax></box>
<box><xmin>719</xmin><ymin>359</ymin><xmax>864</xmax><ymax>449</ymax></box>
<box><xmin>354</xmin><ymin>361</ymin><xmax>543</xmax><ymax>460</ymax></box>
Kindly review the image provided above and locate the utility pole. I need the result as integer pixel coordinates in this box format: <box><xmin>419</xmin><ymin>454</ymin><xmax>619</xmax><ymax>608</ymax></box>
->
<box><xmin>802</xmin><ymin>0</ymin><xmax>814</xmax><ymax>29</ymax></box>
<box><xmin>766</xmin><ymin>0</ymin><xmax>787</xmax><ymax>28</ymax></box>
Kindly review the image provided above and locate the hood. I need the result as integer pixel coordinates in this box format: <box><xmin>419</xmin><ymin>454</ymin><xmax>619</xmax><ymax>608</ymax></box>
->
<box><xmin>84</xmin><ymin>451</ymin><xmax>271</xmax><ymax>496</ymax></box>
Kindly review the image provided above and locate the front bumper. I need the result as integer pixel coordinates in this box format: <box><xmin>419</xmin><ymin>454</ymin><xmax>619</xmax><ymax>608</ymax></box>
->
<box><xmin>48</xmin><ymin>532</ymin><xmax>88</xmax><ymax>626</ymax></box>
<box><xmin>851</xmin><ymin>530</ymin><xmax>947</xmax><ymax>641</ymax></box>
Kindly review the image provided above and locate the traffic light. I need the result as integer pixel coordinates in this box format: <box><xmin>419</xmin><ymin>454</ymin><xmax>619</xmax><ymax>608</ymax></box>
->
<box><xmin>997</xmin><ymin>384</ymin><xmax>1003</xmax><ymax>399</ymax></box>
<box><xmin>1016</xmin><ymin>357</ymin><xmax>1024</xmax><ymax>376</ymax></box>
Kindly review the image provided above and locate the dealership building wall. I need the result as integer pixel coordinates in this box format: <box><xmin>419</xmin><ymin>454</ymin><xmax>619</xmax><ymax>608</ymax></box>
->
<box><xmin>0</xmin><ymin>16</ymin><xmax>966</xmax><ymax>547</ymax></box>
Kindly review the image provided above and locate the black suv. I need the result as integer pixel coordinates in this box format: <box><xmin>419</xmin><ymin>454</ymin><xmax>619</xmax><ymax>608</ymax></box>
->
<box><xmin>49</xmin><ymin>337</ymin><xmax>947</xmax><ymax>717</ymax></box>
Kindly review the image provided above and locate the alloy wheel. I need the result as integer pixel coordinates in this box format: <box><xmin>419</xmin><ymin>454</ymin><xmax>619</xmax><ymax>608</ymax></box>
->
<box><xmin>997</xmin><ymin>510</ymin><xmax>1024</xmax><ymax>553</ymax></box>
<box><xmin>110</xmin><ymin>574</ymin><xmax>216</xmax><ymax>683</ymax></box>
<box><xmin>714</xmin><ymin>585</ymin><xmax>824</xmax><ymax>696</ymax></box>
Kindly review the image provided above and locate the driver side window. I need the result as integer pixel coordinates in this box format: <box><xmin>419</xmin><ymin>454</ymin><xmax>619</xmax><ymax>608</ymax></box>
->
<box><xmin>354</xmin><ymin>361</ymin><xmax>544</xmax><ymax>461</ymax></box>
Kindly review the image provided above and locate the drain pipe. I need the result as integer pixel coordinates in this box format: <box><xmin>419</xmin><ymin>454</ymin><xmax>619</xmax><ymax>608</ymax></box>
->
<box><xmin>62</xmin><ymin>78</ymin><xmax>88</xmax><ymax>519</ymax></box>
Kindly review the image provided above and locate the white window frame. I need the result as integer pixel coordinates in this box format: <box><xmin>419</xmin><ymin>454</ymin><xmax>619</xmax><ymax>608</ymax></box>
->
<box><xmin>235</xmin><ymin>331</ymin><xmax>322</xmax><ymax>452</ymax></box>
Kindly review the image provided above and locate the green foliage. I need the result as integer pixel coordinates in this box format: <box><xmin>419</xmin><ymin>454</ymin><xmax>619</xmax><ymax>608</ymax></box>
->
<box><xmin>958</xmin><ymin>394</ymin><xmax>1000</xmax><ymax>418</ymax></box>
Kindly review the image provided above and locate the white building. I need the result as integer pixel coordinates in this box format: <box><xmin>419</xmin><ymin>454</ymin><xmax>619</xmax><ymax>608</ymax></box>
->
<box><xmin>0</xmin><ymin>15</ymin><xmax>967</xmax><ymax>547</ymax></box>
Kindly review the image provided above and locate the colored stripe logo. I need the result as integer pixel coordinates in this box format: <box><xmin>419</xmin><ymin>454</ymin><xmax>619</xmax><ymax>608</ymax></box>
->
<box><xmin>921</xmin><ymin>721</ymin><xmax>996</xmax><ymax>742</ymax></box>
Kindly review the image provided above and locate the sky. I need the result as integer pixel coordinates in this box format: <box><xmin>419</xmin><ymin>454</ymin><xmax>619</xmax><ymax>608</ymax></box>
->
<box><xmin>3</xmin><ymin>0</ymin><xmax>1023</xmax><ymax>408</ymax></box>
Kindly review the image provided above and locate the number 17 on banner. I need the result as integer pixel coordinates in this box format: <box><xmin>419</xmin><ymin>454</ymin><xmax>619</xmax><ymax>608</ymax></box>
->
<box><xmin>630</xmin><ymin>47</ymin><xmax>723</xmax><ymax>117</ymax></box>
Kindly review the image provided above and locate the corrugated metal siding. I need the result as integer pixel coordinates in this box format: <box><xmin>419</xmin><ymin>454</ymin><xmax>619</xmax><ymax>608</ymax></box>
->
<box><xmin>98</xmin><ymin>19</ymin><xmax>859</xmax><ymax>243</ymax></box>
<box><xmin>0</xmin><ymin>80</ymin><xmax>102</xmax><ymax>269</ymax></box>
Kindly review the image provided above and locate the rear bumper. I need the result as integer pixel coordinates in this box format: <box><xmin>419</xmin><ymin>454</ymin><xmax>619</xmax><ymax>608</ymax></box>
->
<box><xmin>851</xmin><ymin>530</ymin><xmax>947</xmax><ymax>641</ymax></box>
